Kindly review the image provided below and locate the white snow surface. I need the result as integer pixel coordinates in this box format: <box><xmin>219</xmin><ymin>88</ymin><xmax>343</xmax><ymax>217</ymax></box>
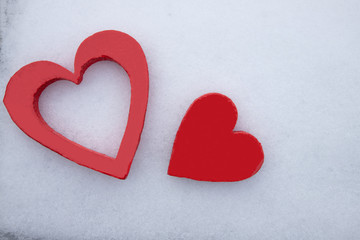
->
<box><xmin>1</xmin><ymin>0</ymin><xmax>360</xmax><ymax>239</ymax></box>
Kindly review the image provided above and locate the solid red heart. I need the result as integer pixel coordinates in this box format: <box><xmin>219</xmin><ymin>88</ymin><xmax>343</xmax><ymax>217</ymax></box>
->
<box><xmin>3</xmin><ymin>30</ymin><xmax>149</xmax><ymax>179</ymax></box>
<box><xmin>168</xmin><ymin>93</ymin><xmax>264</xmax><ymax>182</ymax></box>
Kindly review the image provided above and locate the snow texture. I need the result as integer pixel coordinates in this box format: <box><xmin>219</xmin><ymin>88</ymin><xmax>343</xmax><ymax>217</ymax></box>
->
<box><xmin>1</xmin><ymin>0</ymin><xmax>360</xmax><ymax>239</ymax></box>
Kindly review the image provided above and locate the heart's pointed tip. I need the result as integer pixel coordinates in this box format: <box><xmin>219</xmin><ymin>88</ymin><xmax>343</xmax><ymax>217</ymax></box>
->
<box><xmin>167</xmin><ymin>169</ymin><xmax>198</xmax><ymax>181</ymax></box>
<box><xmin>101</xmin><ymin>171</ymin><xmax>128</xmax><ymax>180</ymax></box>
<box><xmin>112</xmin><ymin>171</ymin><xmax>128</xmax><ymax>180</ymax></box>
<box><xmin>167</xmin><ymin>164</ymin><xmax>175</xmax><ymax>177</ymax></box>
<box><xmin>167</xmin><ymin>164</ymin><xmax>197</xmax><ymax>181</ymax></box>
<box><xmin>107</xmin><ymin>167</ymin><xmax>130</xmax><ymax>180</ymax></box>
<box><xmin>115</xmin><ymin>175</ymin><xmax>127</xmax><ymax>180</ymax></box>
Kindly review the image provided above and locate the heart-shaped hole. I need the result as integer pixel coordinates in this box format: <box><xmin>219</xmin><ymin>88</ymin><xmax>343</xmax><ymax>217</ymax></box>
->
<box><xmin>39</xmin><ymin>61</ymin><xmax>130</xmax><ymax>158</ymax></box>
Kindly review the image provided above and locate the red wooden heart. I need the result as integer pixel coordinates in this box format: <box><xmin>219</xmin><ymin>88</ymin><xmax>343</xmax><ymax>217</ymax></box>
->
<box><xmin>3</xmin><ymin>30</ymin><xmax>149</xmax><ymax>179</ymax></box>
<box><xmin>168</xmin><ymin>93</ymin><xmax>264</xmax><ymax>182</ymax></box>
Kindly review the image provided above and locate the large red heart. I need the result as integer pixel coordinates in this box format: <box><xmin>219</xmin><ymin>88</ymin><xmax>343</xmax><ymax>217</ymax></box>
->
<box><xmin>168</xmin><ymin>93</ymin><xmax>264</xmax><ymax>182</ymax></box>
<box><xmin>3</xmin><ymin>30</ymin><xmax>149</xmax><ymax>179</ymax></box>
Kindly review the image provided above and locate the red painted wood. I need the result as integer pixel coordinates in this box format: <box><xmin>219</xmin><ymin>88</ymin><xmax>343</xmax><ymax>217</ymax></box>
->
<box><xmin>168</xmin><ymin>93</ymin><xmax>264</xmax><ymax>182</ymax></box>
<box><xmin>3</xmin><ymin>30</ymin><xmax>149</xmax><ymax>179</ymax></box>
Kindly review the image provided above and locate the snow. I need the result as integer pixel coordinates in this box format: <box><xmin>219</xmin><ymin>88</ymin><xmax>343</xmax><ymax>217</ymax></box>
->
<box><xmin>1</xmin><ymin>0</ymin><xmax>360</xmax><ymax>239</ymax></box>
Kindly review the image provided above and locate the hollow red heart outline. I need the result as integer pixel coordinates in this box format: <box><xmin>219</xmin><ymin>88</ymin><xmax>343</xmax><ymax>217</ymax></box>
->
<box><xmin>3</xmin><ymin>30</ymin><xmax>149</xmax><ymax>179</ymax></box>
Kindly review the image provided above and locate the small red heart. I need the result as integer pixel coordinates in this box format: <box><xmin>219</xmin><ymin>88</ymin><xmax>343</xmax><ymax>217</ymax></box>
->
<box><xmin>3</xmin><ymin>30</ymin><xmax>149</xmax><ymax>179</ymax></box>
<box><xmin>168</xmin><ymin>93</ymin><xmax>264</xmax><ymax>182</ymax></box>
